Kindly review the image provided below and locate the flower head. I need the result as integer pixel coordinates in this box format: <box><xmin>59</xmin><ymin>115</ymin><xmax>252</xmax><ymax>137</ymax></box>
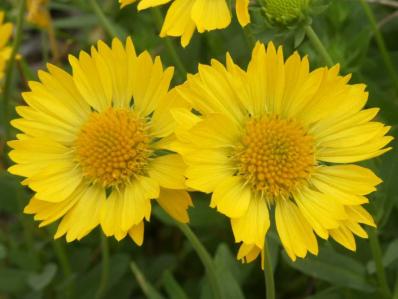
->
<box><xmin>0</xmin><ymin>11</ymin><xmax>13</xmax><ymax>81</ymax></box>
<box><xmin>119</xmin><ymin>0</ymin><xmax>250</xmax><ymax>47</ymax></box>
<box><xmin>8</xmin><ymin>37</ymin><xmax>192</xmax><ymax>244</ymax></box>
<box><xmin>173</xmin><ymin>42</ymin><xmax>392</xmax><ymax>262</ymax></box>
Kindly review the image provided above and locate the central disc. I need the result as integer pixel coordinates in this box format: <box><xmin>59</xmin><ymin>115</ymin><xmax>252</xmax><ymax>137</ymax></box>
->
<box><xmin>236</xmin><ymin>115</ymin><xmax>315</xmax><ymax>198</ymax></box>
<box><xmin>75</xmin><ymin>108</ymin><xmax>151</xmax><ymax>187</ymax></box>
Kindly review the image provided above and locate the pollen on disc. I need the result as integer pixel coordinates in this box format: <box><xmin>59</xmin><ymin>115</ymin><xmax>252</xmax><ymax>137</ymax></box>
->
<box><xmin>74</xmin><ymin>108</ymin><xmax>151</xmax><ymax>187</ymax></box>
<box><xmin>235</xmin><ymin>115</ymin><xmax>315</xmax><ymax>199</ymax></box>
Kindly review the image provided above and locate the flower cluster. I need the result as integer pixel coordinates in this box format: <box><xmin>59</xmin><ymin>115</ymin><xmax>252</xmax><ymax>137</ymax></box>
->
<box><xmin>3</xmin><ymin>1</ymin><xmax>393</xmax><ymax>270</ymax></box>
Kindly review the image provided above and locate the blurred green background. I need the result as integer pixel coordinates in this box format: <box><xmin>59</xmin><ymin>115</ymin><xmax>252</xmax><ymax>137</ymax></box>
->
<box><xmin>1</xmin><ymin>0</ymin><xmax>398</xmax><ymax>298</ymax></box>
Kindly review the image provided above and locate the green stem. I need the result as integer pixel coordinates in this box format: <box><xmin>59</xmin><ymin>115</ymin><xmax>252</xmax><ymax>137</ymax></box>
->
<box><xmin>243</xmin><ymin>26</ymin><xmax>256</xmax><ymax>49</ymax></box>
<box><xmin>369</xmin><ymin>228</ymin><xmax>392</xmax><ymax>298</ymax></box>
<box><xmin>1</xmin><ymin>0</ymin><xmax>26</xmax><ymax>148</ymax></box>
<box><xmin>304</xmin><ymin>25</ymin><xmax>334</xmax><ymax>67</ymax></box>
<box><xmin>263</xmin><ymin>239</ymin><xmax>276</xmax><ymax>299</ymax></box>
<box><xmin>177</xmin><ymin>223</ymin><xmax>223</xmax><ymax>299</ymax></box>
<box><xmin>52</xmin><ymin>239</ymin><xmax>74</xmax><ymax>298</ymax></box>
<box><xmin>151</xmin><ymin>8</ymin><xmax>187</xmax><ymax>80</ymax></box>
<box><xmin>95</xmin><ymin>234</ymin><xmax>110</xmax><ymax>299</ymax></box>
<box><xmin>359</xmin><ymin>0</ymin><xmax>398</xmax><ymax>94</ymax></box>
<box><xmin>88</xmin><ymin>0</ymin><xmax>120</xmax><ymax>38</ymax></box>
<box><xmin>393</xmin><ymin>275</ymin><xmax>398</xmax><ymax>299</ymax></box>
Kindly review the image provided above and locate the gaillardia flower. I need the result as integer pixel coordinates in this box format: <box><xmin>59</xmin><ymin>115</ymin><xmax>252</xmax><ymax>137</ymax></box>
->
<box><xmin>173</xmin><ymin>42</ymin><xmax>392</xmax><ymax>262</ymax></box>
<box><xmin>8</xmin><ymin>37</ymin><xmax>192</xmax><ymax>244</ymax></box>
<box><xmin>119</xmin><ymin>0</ymin><xmax>250</xmax><ymax>47</ymax></box>
<box><xmin>0</xmin><ymin>11</ymin><xmax>13</xmax><ymax>81</ymax></box>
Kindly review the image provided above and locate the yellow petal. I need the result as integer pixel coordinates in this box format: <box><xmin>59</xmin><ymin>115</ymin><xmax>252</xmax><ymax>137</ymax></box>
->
<box><xmin>185</xmin><ymin>149</ymin><xmax>233</xmax><ymax>192</ymax></box>
<box><xmin>133</xmin><ymin>53</ymin><xmax>174</xmax><ymax>117</ymax></box>
<box><xmin>294</xmin><ymin>187</ymin><xmax>346</xmax><ymax>239</ymax></box>
<box><xmin>159</xmin><ymin>0</ymin><xmax>196</xmax><ymax>47</ymax></box>
<box><xmin>69</xmin><ymin>51</ymin><xmax>112</xmax><ymax>112</ymax></box>
<box><xmin>189</xmin><ymin>113</ymin><xmax>241</xmax><ymax>148</ymax></box>
<box><xmin>235</xmin><ymin>0</ymin><xmax>250</xmax><ymax>26</ymax></box>
<box><xmin>150</xmin><ymin>88</ymin><xmax>190</xmax><ymax>138</ymax></box>
<box><xmin>237</xmin><ymin>243</ymin><xmax>262</xmax><ymax>265</ymax></box>
<box><xmin>55</xmin><ymin>184</ymin><xmax>104</xmax><ymax>241</ymax></box>
<box><xmin>345</xmin><ymin>205</ymin><xmax>376</xmax><ymax>227</ymax></box>
<box><xmin>275</xmin><ymin>199</ymin><xmax>318</xmax><ymax>261</ymax></box>
<box><xmin>212</xmin><ymin>176</ymin><xmax>251</xmax><ymax>218</ymax></box>
<box><xmin>231</xmin><ymin>195</ymin><xmax>270</xmax><ymax>248</ymax></box>
<box><xmin>330</xmin><ymin>226</ymin><xmax>356</xmax><ymax>251</ymax></box>
<box><xmin>156</xmin><ymin>188</ymin><xmax>192</xmax><ymax>223</ymax></box>
<box><xmin>191</xmin><ymin>0</ymin><xmax>231</xmax><ymax>32</ymax></box>
<box><xmin>119</xmin><ymin>175</ymin><xmax>159</xmax><ymax>231</ymax></box>
<box><xmin>148</xmin><ymin>154</ymin><xmax>186</xmax><ymax>190</ymax></box>
<box><xmin>27</xmin><ymin>162</ymin><xmax>82</xmax><ymax>203</ymax></box>
<box><xmin>313</xmin><ymin>165</ymin><xmax>382</xmax><ymax>196</ymax></box>
<box><xmin>128</xmin><ymin>221</ymin><xmax>145</xmax><ymax>246</ymax></box>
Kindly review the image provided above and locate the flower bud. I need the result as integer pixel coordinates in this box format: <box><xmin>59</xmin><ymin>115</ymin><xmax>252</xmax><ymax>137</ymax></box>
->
<box><xmin>264</xmin><ymin>0</ymin><xmax>311</xmax><ymax>26</ymax></box>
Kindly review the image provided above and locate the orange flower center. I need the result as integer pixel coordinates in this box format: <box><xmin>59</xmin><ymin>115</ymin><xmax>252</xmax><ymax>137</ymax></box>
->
<box><xmin>75</xmin><ymin>108</ymin><xmax>151</xmax><ymax>187</ymax></box>
<box><xmin>236</xmin><ymin>115</ymin><xmax>315</xmax><ymax>199</ymax></box>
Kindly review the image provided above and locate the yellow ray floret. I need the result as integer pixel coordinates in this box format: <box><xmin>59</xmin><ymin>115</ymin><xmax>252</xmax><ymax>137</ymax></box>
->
<box><xmin>0</xmin><ymin>11</ymin><xmax>13</xmax><ymax>82</ymax></box>
<box><xmin>8</xmin><ymin>37</ymin><xmax>193</xmax><ymax>244</ymax></box>
<box><xmin>173</xmin><ymin>42</ymin><xmax>392</xmax><ymax>263</ymax></box>
<box><xmin>119</xmin><ymin>0</ymin><xmax>250</xmax><ymax>47</ymax></box>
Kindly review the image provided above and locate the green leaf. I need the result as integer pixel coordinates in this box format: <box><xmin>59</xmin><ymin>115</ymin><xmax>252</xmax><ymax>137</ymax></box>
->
<box><xmin>284</xmin><ymin>246</ymin><xmax>374</xmax><ymax>292</ymax></box>
<box><xmin>27</xmin><ymin>263</ymin><xmax>58</xmax><ymax>291</ymax></box>
<box><xmin>367</xmin><ymin>238</ymin><xmax>398</xmax><ymax>273</ymax></box>
<box><xmin>130</xmin><ymin>262</ymin><xmax>165</xmax><ymax>299</ymax></box>
<box><xmin>162</xmin><ymin>270</ymin><xmax>189</xmax><ymax>299</ymax></box>
<box><xmin>307</xmin><ymin>287</ymin><xmax>343</xmax><ymax>299</ymax></box>
<box><xmin>0</xmin><ymin>243</ymin><xmax>7</xmax><ymax>260</ymax></box>
<box><xmin>53</xmin><ymin>16</ymin><xmax>98</xmax><ymax>29</ymax></box>
<box><xmin>0</xmin><ymin>268</ymin><xmax>28</xmax><ymax>294</ymax></box>
<box><xmin>0</xmin><ymin>171</ymin><xmax>24</xmax><ymax>213</ymax></box>
<box><xmin>213</xmin><ymin>243</ymin><xmax>252</xmax><ymax>285</ymax></box>
<box><xmin>75</xmin><ymin>253</ymin><xmax>131</xmax><ymax>299</ymax></box>
<box><xmin>203</xmin><ymin>244</ymin><xmax>245</xmax><ymax>299</ymax></box>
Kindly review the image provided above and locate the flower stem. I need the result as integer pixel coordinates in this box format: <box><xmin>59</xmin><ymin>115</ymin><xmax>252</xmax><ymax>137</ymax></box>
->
<box><xmin>358</xmin><ymin>0</ymin><xmax>398</xmax><ymax>94</ymax></box>
<box><xmin>52</xmin><ymin>239</ymin><xmax>74</xmax><ymax>298</ymax></box>
<box><xmin>95</xmin><ymin>234</ymin><xmax>110</xmax><ymax>299</ymax></box>
<box><xmin>177</xmin><ymin>223</ymin><xmax>223</xmax><ymax>299</ymax></box>
<box><xmin>263</xmin><ymin>239</ymin><xmax>276</xmax><ymax>299</ymax></box>
<box><xmin>304</xmin><ymin>25</ymin><xmax>334</xmax><ymax>67</ymax></box>
<box><xmin>1</xmin><ymin>0</ymin><xmax>26</xmax><ymax>145</ymax></box>
<box><xmin>88</xmin><ymin>0</ymin><xmax>120</xmax><ymax>38</ymax></box>
<box><xmin>369</xmin><ymin>228</ymin><xmax>392</xmax><ymax>298</ymax></box>
<box><xmin>151</xmin><ymin>8</ymin><xmax>187</xmax><ymax>80</ymax></box>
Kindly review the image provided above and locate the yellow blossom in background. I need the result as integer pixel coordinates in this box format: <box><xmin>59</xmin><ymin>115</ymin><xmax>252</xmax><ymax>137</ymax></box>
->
<box><xmin>27</xmin><ymin>0</ymin><xmax>51</xmax><ymax>28</ymax></box>
<box><xmin>0</xmin><ymin>11</ymin><xmax>13</xmax><ymax>82</ymax></box>
<box><xmin>119</xmin><ymin>0</ymin><xmax>250</xmax><ymax>47</ymax></box>
<box><xmin>8</xmin><ymin>37</ymin><xmax>192</xmax><ymax>244</ymax></box>
<box><xmin>173</xmin><ymin>42</ymin><xmax>392</xmax><ymax>263</ymax></box>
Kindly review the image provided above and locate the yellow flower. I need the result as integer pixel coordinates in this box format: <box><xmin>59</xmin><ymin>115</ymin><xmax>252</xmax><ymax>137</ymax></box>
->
<box><xmin>8</xmin><ymin>37</ymin><xmax>192</xmax><ymax>244</ymax></box>
<box><xmin>0</xmin><ymin>11</ymin><xmax>13</xmax><ymax>81</ymax></box>
<box><xmin>27</xmin><ymin>0</ymin><xmax>51</xmax><ymax>28</ymax></box>
<box><xmin>119</xmin><ymin>0</ymin><xmax>250</xmax><ymax>47</ymax></box>
<box><xmin>173</xmin><ymin>42</ymin><xmax>392</xmax><ymax>262</ymax></box>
